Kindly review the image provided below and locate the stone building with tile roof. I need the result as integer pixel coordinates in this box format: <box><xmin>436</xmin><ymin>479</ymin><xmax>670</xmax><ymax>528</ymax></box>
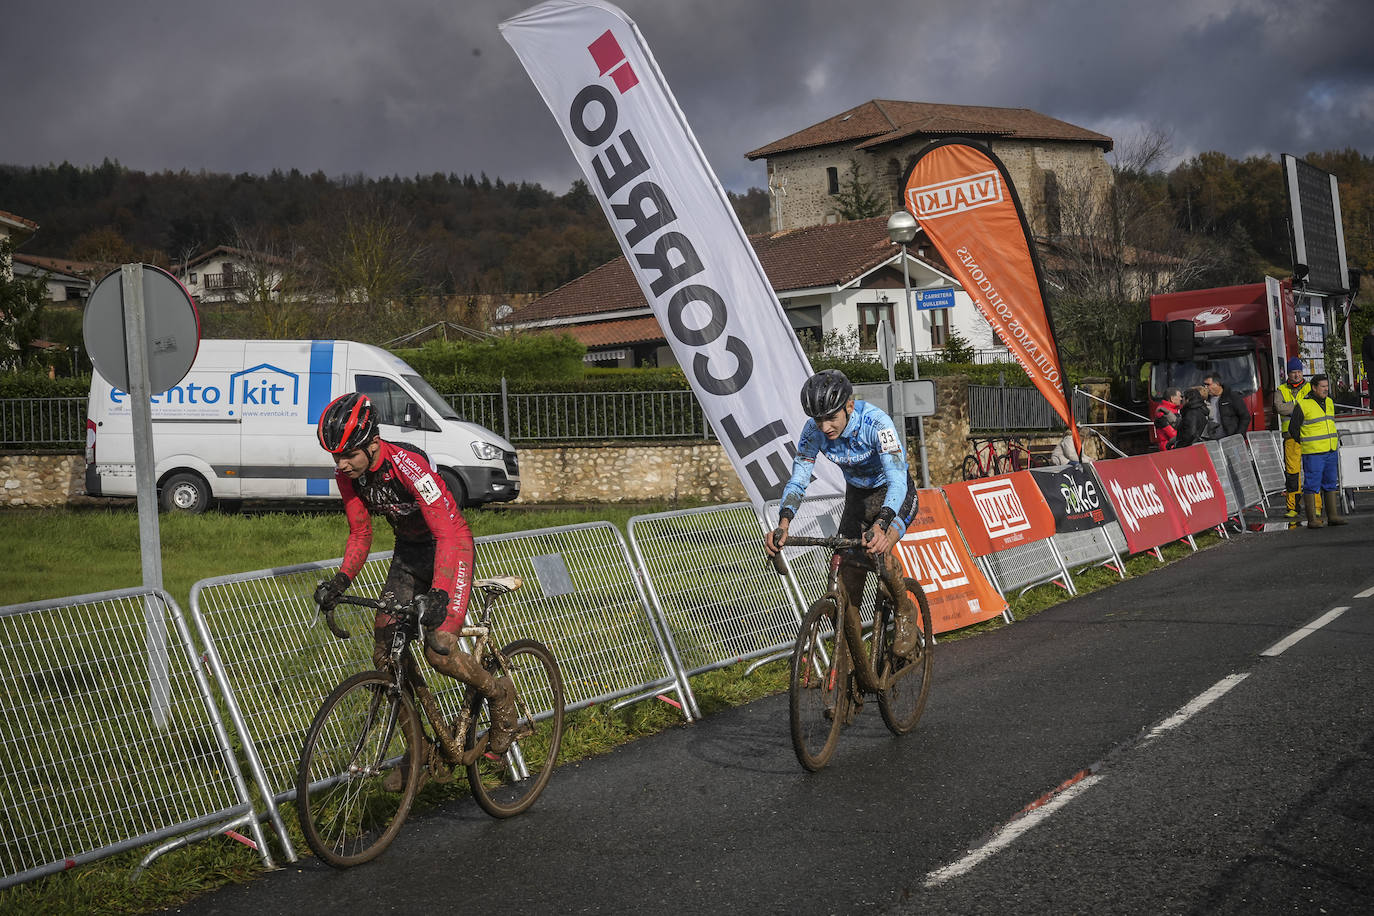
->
<box><xmin>745</xmin><ymin>99</ymin><xmax>1114</xmax><ymax>235</ymax></box>
<box><xmin>497</xmin><ymin>216</ymin><xmax>1004</xmax><ymax>368</ymax></box>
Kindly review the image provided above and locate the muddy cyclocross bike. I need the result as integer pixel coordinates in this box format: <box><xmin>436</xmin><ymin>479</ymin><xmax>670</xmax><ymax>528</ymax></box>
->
<box><xmin>771</xmin><ymin>535</ymin><xmax>934</xmax><ymax>772</ymax></box>
<box><xmin>295</xmin><ymin>575</ymin><xmax>564</xmax><ymax>868</ymax></box>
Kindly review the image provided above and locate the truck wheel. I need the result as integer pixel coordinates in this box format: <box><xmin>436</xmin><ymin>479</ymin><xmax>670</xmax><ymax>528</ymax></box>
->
<box><xmin>160</xmin><ymin>473</ymin><xmax>210</xmax><ymax>514</ymax></box>
<box><xmin>439</xmin><ymin>469</ymin><xmax>467</xmax><ymax>508</ymax></box>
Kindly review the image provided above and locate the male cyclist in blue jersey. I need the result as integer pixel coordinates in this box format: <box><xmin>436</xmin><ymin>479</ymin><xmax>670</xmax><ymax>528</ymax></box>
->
<box><xmin>764</xmin><ymin>369</ymin><xmax>920</xmax><ymax>658</ymax></box>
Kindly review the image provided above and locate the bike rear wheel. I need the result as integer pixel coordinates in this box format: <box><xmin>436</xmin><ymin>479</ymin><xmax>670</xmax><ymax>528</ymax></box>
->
<box><xmin>877</xmin><ymin>578</ymin><xmax>935</xmax><ymax>735</ymax></box>
<box><xmin>296</xmin><ymin>671</ymin><xmax>422</xmax><ymax>868</ymax></box>
<box><xmin>465</xmin><ymin>639</ymin><xmax>565</xmax><ymax>818</ymax></box>
<box><xmin>789</xmin><ymin>597</ymin><xmax>849</xmax><ymax>772</ymax></box>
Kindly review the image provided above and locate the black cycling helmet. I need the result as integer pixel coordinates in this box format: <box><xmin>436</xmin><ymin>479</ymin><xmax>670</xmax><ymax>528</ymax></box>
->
<box><xmin>317</xmin><ymin>392</ymin><xmax>379</xmax><ymax>454</ymax></box>
<box><xmin>800</xmin><ymin>369</ymin><xmax>854</xmax><ymax>419</ymax></box>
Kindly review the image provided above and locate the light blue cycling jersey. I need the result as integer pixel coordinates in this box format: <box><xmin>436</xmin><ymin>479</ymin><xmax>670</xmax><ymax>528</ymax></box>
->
<box><xmin>779</xmin><ymin>399</ymin><xmax>912</xmax><ymax>523</ymax></box>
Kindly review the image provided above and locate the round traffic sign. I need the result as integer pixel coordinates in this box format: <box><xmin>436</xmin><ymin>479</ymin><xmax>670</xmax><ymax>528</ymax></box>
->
<box><xmin>82</xmin><ymin>265</ymin><xmax>201</xmax><ymax>394</ymax></box>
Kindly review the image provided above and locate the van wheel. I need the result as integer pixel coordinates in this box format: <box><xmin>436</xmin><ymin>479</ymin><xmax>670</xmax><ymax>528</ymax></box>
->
<box><xmin>439</xmin><ymin>469</ymin><xmax>467</xmax><ymax>508</ymax></box>
<box><xmin>160</xmin><ymin>473</ymin><xmax>210</xmax><ymax>514</ymax></box>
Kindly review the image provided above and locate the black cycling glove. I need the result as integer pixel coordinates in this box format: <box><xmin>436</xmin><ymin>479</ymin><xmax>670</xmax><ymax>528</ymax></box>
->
<box><xmin>313</xmin><ymin>572</ymin><xmax>351</xmax><ymax>610</ymax></box>
<box><xmin>413</xmin><ymin>588</ymin><xmax>451</xmax><ymax>629</ymax></box>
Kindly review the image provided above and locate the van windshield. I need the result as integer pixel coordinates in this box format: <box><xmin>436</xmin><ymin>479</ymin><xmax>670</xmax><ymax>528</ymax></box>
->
<box><xmin>403</xmin><ymin>374</ymin><xmax>461</xmax><ymax>421</ymax></box>
<box><xmin>1150</xmin><ymin>353</ymin><xmax>1258</xmax><ymax>400</ymax></box>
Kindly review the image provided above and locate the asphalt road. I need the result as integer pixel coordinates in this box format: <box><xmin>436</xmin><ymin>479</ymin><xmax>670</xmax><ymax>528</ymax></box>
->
<box><xmin>174</xmin><ymin>512</ymin><xmax>1374</xmax><ymax>916</ymax></box>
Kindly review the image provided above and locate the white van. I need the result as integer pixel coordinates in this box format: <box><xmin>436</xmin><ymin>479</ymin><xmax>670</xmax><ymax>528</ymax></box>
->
<box><xmin>85</xmin><ymin>339</ymin><xmax>520</xmax><ymax>513</ymax></box>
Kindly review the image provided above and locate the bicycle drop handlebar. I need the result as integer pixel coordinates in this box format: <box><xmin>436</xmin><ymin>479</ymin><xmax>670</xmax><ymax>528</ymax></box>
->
<box><xmin>318</xmin><ymin>591</ymin><xmax>451</xmax><ymax>656</ymax></box>
<box><xmin>767</xmin><ymin>532</ymin><xmax>873</xmax><ymax>576</ymax></box>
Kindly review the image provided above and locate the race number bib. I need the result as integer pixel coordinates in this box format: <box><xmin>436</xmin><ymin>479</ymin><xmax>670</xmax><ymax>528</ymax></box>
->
<box><xmin>877</xmin><ymin>426</ymin><xmax>901</xmax><ymax>454</ymax></box>
<box><xmin>415</xmin><ymin>473</ymin><xmax>443</xmax><ymax>505</ymax></box>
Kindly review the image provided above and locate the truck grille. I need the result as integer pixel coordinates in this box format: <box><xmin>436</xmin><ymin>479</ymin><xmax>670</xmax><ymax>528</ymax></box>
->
<box><xmin>503</xmin><ymin>450</ymin><xmax>519</xmax><ymax>477</ymax></box>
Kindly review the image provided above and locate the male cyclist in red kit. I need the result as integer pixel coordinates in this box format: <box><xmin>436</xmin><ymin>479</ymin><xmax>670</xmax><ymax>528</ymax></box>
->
<box><xmin>311</xmin><ymin>392</ymin><xmax>517</xmax><ymax>767</ymax></box>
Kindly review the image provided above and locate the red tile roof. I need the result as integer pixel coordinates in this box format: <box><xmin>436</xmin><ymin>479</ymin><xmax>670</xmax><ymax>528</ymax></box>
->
<box><xmin>561</xmin><ymin>316</ymin><xmax>667</xmax><ymax>348</ymax></box>
<box><xmin>0</xmin><ymin>209</ymin><xmax>39</xmax><ymax>231</ymax></box>
<box><xmin>506</xmin><ymin>216</ymin><xmax>946</xmax><ymax>327</ymax></box>
<box><xmin>12</xmin><ymin>253</ymin><xmax>108</xmax><ymax>279</ymax></box>
<box><xmin>745</xmin><ymin>99</ymin><xmax>1113</xmax><ymax>160</ymax></box>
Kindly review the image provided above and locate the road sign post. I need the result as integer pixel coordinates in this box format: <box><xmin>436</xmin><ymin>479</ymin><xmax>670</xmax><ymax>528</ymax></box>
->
<box><xmin>83</xmin><ymin>264</ymin><xmax>200</xmax><ymax>726</ymax></box>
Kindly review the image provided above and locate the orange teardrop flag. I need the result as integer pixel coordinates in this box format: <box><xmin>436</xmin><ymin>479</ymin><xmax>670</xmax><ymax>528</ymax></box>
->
<box><xmin>904</xmin><ymin>140</ymin><xmax>1080</xmax><ymax>455</ymax></box>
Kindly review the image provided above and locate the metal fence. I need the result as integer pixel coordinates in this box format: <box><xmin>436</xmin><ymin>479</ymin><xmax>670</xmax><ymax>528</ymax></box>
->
<box><xmin>628</xmin><ymin>503</ymin><xmax>801</xmax><ymax>681</ymax></box>
<box><xmin>0</xmin><ymin>586</ymin><xmax>270</xmax><ymax>890</ymax></box>
<box><xmin>968</xmin><ymin>385</ymin><xmax>1091</xmax><ymax>431</ymax></box>
<box><xmin>0</xmin><ymin>397</ymin><xmax>85</xmax><ymax>448</ymax></box>
<box><xmin>188</xmin><ymin>521</ymin><xmax>695</xmax><ymax>858</ymax></box>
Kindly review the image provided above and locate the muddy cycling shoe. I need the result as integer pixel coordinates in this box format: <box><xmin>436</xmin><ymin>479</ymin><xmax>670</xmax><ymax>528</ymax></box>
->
<box><xmin>484</xmin><ymin>677</ymin><xmax>519</xmax><ymax>755</ymax></box>
<box><xmin>894</xmin><ymin>611</ymin><xmax>921</xmax><ymax>660</ymax></box>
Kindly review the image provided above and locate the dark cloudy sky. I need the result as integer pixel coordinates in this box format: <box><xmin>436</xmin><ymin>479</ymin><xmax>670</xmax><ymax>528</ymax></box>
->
<box><xmin>3</xmin><ymin>0</ymin><xmax>1371</xmax><ymax>194</ymax></box>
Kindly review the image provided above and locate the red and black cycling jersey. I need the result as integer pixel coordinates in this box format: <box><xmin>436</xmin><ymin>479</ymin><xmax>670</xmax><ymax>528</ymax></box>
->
<box><xmin>336</xmin><ymin>439</ymin><xmax>474</xmax><ymax>628</ymax></box>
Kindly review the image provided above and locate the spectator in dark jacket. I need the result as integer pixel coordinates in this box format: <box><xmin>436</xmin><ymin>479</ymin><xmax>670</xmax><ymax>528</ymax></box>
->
<box><xmin>1202</xmin><ymin>373</ymin><xmax>1251</xmax><ymax>437</ymax></box>
<box><xmin>1174</xmin><ymin>386</ymin><xmax>1210</xmax><ymax>448</ymax></box>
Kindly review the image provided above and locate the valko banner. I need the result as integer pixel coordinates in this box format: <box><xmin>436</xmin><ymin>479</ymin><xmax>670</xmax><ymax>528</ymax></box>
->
<box><xmin>940</xmin><ymin>471</ymin><xmax>1056</xmax><ymax>556</ymax></box>
<box><xmin>894</xmin><ymin>489</ymin><xmax>1007</xmax><ymax>634</ymax></box>
<box><xmin>501</xmin><ymin>1</ymin><xmax>842</xmax><ymax>511</ymax></box>
<box><xmin>904</xmin><ymin>140</ymin><xmax>1080</xmax><ymax>455</ymax></box>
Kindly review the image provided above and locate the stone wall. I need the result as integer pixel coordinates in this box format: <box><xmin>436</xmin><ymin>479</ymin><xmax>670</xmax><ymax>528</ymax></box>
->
<box><xmin>0</xmin><ymin>379</ymin><xmax>1111</xmax><ymax>507</ymax></box>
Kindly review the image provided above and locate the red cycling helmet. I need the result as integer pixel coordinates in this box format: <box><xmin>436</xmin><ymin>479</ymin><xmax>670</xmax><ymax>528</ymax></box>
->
<box><xmin>317</xmin><ymin>392</ymin><xmax>379</xmax><ymax>454</ymax></box>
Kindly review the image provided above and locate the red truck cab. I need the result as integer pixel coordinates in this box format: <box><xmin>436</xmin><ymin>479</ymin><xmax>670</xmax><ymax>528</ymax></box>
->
<box><xmin>1140</xmin><ymin>280</ymin><xmax>1298</xmax><ymax>434</ymax></box>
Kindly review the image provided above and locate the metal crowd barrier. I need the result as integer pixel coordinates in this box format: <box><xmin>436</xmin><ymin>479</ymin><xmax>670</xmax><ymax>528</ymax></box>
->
<box><xmin>1202</xmin><ymin>439</ymin><xmax>1246</xmax><ymax>528</ymax></box>
<box><xmin>0</xmin><ymin>587</ymin><xmax>270</xmax><ymax>890</ymax></box>
<box><xmin>628</xmin><ymin>503</ymin><xmax>801</xmax><ymax>683</ymax></box>
<box><xmin>470</xmin><ymin>522</ymin><xmax>693</xmax><ymax>719</ymax></box>
<box><xmin>1051</xmin><ymin>525</ymin><xmax>1126</xmax><ymax>580</ymax></box>
<box><xmin>1220</xmin><ymin>434</ymin><xmax>1266</xmax><ymax>517</ymax></box>
<box><xmin>978</xmin><ymin>539</ymin><xmax>1077</xmax><ymax>598</ymax></box>
<box><xmin>189</xmin><ymin>521</ymin><xmax>692</xmax><ymax>860</ymax></box>
<box><xmin>1246</xmin><ymin>430</ymin><xmax>1287</xmax><ymax>504</ymax></box>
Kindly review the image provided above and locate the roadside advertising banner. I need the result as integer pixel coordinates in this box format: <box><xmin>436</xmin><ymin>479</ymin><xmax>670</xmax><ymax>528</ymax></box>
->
<box><xmin>1091</xmin><ymin>455</ymin><xmax>1188</xmax><ymax>555</ymax></box>
<box><xmin>940</xmin><ymin>471</ymin><xmax>1056</xmax><ymax>557</ymax></box>
<box><xmin>893</xmin><ymin>489</ymin><xmax>1007</xmax><ymax>634</ymax></box>
<box><xmin>1030</xmin><ymin>463</ymin><xmax>1117</xmax><ymax>532</ymax></box>
<box><xmin>501</xmin><ymin>1</ymin><xmax>842</xmax><ymax>512</ymax></box>
<box><xmin>1150</xmin><ymin>445</ymin><xmax>1227</xmax><ymax>534</ymax></box>
<box><xmin>903</xmin><ymin>140</ymin><xmax>1081</xmax><ymax>456</ymax></box>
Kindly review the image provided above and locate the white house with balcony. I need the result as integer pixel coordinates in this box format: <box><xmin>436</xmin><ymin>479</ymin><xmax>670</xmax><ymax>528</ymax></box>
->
<box><xmin>176</xmin><ymin>245</ymin><xmax>290</xmax><ymax>303</ymax></box>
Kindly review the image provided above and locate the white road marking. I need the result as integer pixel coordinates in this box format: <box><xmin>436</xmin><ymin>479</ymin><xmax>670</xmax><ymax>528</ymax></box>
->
<box><xmin>923</xmin><ymin>774</ymin><xmax>1105</xmax><ymax>888</ymax></box>
<box><xmin>1141</xmin><ymin>672</ymin><xmax>1249</xmax><ymax>743</ymax></box>
<box><xmin>925</xmin><ymin>671</ymin><xmax>1252</xmax><ymax>887</ymax></box>
<box><xmin>1260</xmin><ymin>607</ymin><xmax>1349</xmax><ymax>657</ymax></box>
<box><xmin>1355</xmin><ymin>586</ymin><xmax>1374</xmax><ymax>599</ymax></box>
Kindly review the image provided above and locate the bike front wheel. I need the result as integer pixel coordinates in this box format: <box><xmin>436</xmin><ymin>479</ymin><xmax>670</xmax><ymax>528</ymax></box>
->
<box><xmin>465</xmin><ymin>639</ymin><xmax>565</xmax><ymax>818</ymax></box>
<box><xmin>296</xmin><ymin>671</ymin><xmax>423</xmax><ymax>868</ymax></box>
<box><xmin>789</xmin><ymin>597</ymin><xmax>849</xmax><ymax>772</ymax></box>
<box><xmin>961</xmin><ymin>455</ymin><xmax>981</xmax><ymax>481</ymax></box>
<box><xmin>877</xmin><ymin>578</ymin><xmax>935</xmax><ymax>735</ymax></box>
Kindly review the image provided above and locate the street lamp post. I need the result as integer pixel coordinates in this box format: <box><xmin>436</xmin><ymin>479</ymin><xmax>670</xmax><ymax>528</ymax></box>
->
<box><xmin>887</xmin><ymin>210</ymin><xmax>930</xmax><ymax>488</ymax></box>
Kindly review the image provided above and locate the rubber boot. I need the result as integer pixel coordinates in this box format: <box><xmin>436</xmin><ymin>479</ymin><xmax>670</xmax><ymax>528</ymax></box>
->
<box><xmin>1304</xmin><ymin>493</ymin><xmax>1324</xmax><ymax>529</ymax></box>
<box><xmin>425</xmin><ymin>632</ymin><xmax>518</xmax><ymax>755</ymax></box>
<box><xmin>1324</xmin><ymin>490</ymin><xmax>1349</xmax><ymax>526</ymax></box>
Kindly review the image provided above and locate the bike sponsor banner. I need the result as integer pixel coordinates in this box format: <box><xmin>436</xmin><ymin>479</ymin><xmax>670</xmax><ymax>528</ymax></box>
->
<box><xmin>903</xmin><ymin>140</ymin><xmax>1080</xmax><ymax>456</ymax></box>
<box><xmin>893</xmin><ymin>488</ymin><xmax>1007</xmax><ymax>634</ymax></box>
<box><xmin>1091</xmin><ymin>455</ymin><xmax>1188</xmax><ymax>555</ymax></box>
<box><xmin>501</xmin><ymin>1</ymin><xmax>842</xmax><ymax>511</ymax></box>
<box><xmin>1150</xmin><ymin>445</ymin><xmax>1227</xmax><ymax>534</ymax></box>
<box><xmin>940</xmin><ymin>471</ymin><xmax>1056</xmax><ymax>557</ymax></box>
<box><xmin>1030</xmin><ymin>463</ymin><xmax>1118</xmax><ymax>532</ymax></box>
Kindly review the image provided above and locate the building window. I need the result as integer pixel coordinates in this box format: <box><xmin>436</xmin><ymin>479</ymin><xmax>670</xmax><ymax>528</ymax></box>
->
<box><xmin>786</xmin><ymin>305</ymin><xmax>823</xmax><ymax>348</ymax></box>
<box><xmin>64</xmin><ymin>286</ymin><xmax>87</xmax><ymax>301</ymax></box>
<box><xmin>858</xmin><ymin>302</ymin><xmax>895</xmax><ymax>351</ymax></box>
<box><xmin>188</xmin><ymin>272</ymin><xmax>197</xmax><ymax>285</ymax></box>
<box><xmin>929</xmin><ymin>308</ymin><xmax>950</xmax><ymax>348</ymax></box>
<box><xmin>826</xmin><ymin>166</ymin><xmax>839</xmax><ymax>195</ymax></box>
